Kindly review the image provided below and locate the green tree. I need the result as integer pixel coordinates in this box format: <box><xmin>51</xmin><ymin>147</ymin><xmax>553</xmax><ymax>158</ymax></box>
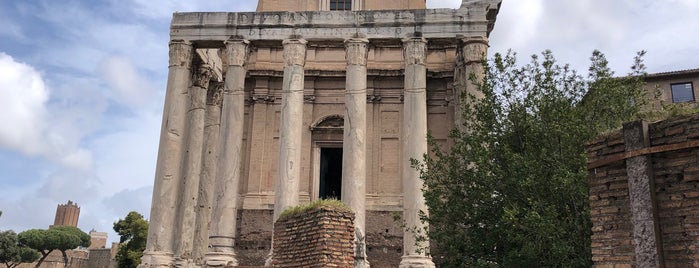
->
<box><xmin>18</xmin><ymin>226</ymin><xmax>90</xmax><ymax>268</ymax></box>
<box><xmin>418</xmin><ymin>50</ymin><xmax>647</xmax><ymax>267</ymax></box>
<box><xmin>113</xmin><ymin>211</ymin><xmax>148</xmax><ymax>268</ymax></box>
<box><xmin>0</xmin><ymin>230</ymin><xmax>41</xmax><ymax>268</ymax></box>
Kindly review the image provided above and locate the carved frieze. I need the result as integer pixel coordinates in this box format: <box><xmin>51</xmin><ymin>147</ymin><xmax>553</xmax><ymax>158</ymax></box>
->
<box><xmin>169</xmin><ymin>40</ymin><xmax>193</xmax><ymax>68</ymax></box>
<box><xmin>282</xmin><ymin>39</ymin><xmax>307</xmax><ymax>67</ymax></box>
<box><xmin>345</xmin><ymin>38</ymin><xmax>369</xmax><ymax>66</ymax></box>
<box><xmin>225</xmin><ymin>39</ymin><xmax>250</xmax><ymax>67</ymax></box>
<box><xmin>403</xmin><ymin>38</ymin><xmax>427</xmax><ymax>65</ymax></box>
<box><xmin>193</xmin><ymin>64</ymin><xmax>213</xmax><ymax>89</ymax></box>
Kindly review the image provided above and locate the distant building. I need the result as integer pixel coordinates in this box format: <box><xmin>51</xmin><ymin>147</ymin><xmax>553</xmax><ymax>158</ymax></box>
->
<box><xmin>89</xmin><ymin>229</ymin><xmax>108</xmax><ymax>249</ymax></box>
<box><xmin>645</xmin><ymin>68</ymin><xmax>699</xmax><ymax>109</ymax></box>
<box><xmin>18</xmin><ymin>202</ymin><xmax>117</xmax><ymax>268</ymax></box>
<box><xmin>52</xmin><ymin>200</ymin><xmax>80</xmax><ymax>227</ymax></box>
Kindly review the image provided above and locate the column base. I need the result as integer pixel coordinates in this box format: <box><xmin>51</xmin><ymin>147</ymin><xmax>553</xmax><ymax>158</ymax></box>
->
<box><xmin>399</xmin><ymin>255</ymin><xmax>436</xmax><ymax>268</ymax></box>
<box><xmin>138</xmin><ymin>251</ymin><xmax>174</xmax><ymax>268</ymax></box>
<box><xmin>354</xmin><ymin>257</ymin><xmax>370</xmax><ymax>268</ymax></box>
<box><xmin>203</xmin><ymin>252</ymin><xmax>238</xmax><ymax>267</ymax></box>
<box><xmin>174</xmin><ymin>257</ymin><xmax>198</xmax><ymax>268</ymax></box>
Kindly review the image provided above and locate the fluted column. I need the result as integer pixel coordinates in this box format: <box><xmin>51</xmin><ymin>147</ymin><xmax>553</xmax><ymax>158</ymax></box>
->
<box><xmin>342</xmin><ymin>37</ymin><xmax>370</xmax><ymax>268</ymax></box>
<box><xmin>454</xmin><ymin>36</ymin><xmax>488</xmax><ymax>130</ymax></box>
<box><xmin>400</xmin><ymin>38</ymin><xmax>435</xmax><ymax>268</ymax></box>
<box><xmin>175</xmin><ymin>62</ymin><xmax>212</xmax><ymax>266</ymax></box>
<box><xmin>273</xmin><ymin>39</ymin><xmax>307</xmax><ymax>221</ymax></box>
<box><xmin>204</xmin><ymin>39</ymin><xmax>249</xmax><ymax>267</ymax></box>
<box><xmin>141</xmin><ymin>40</ymin><xmax>193</xmax><ymax>268</ymax></box>
<box><xmin>192</xmin><ymin>81</ymin><xmax>223</xmax><ymax>265</ymax></box>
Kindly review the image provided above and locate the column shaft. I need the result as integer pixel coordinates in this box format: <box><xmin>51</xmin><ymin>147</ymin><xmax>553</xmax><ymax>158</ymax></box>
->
<box><xmin>454</xmin><ymin>36</ymin><xmax>488</xmax><ymax>131</ymax></box>
<box><xmin>266</xmin><ymin>39</ymin><xmax>307</xmax><ymax>266</ymax></box>
<box><xmin>141</xmin><ymin>40</ymin><xmax>192</xmax><ymax>267</ymax></box>
<box><xmin>273</xmin><ymin>39</ymin><xmax>307</xmax><ymax>221</ymax></box>
<box><xmin>175</xmin><ymin>63</ymin><xmax>212</xmax><ymax>264</ymax></box>
<box><xmin>400</xmin><ymin>38</ymin><xmax>435</xmax><ymax>268</ymax></box>
<box><xmin>192</xmin><ymin>81</ymin><xmax>223</xmax><ymax>264</ymax></box>
<box><xmin>205</xmin><ymin>39</ymin><xmax>249</xmax><ymax>267</ymax></box>
<box><xmin>342</xmin><ymin>38</ymin><xmax>370</xmax><ymax>268</ymax></box>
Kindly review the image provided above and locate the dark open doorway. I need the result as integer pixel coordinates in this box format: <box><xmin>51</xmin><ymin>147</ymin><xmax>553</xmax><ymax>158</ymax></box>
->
<box><xmin>319</xmin><ymin>147</ymin><xmax>343</xmax><ymax>199</ymax></box>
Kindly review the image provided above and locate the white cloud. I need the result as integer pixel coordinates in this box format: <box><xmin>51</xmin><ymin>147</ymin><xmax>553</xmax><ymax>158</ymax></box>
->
<box><xmin>0</xmin><ymin>52</ymin><xmax>49</xmax><ymax>155</ymax></box>
<box><xmin>100</xmin><ymin>55</ymin><xmax>158</xmax><ymax>108</ymax></box>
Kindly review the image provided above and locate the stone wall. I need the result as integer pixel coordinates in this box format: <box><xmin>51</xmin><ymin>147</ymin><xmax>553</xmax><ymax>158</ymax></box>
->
<box><xmin>272</xmin><ymin>206</ymin><xmax>354</xmax><ymax>268</ymax></box>
<box><xmin>587</xmin><ymin>114</ymin><xmax>699</xmax><ymax>267</ymax></box>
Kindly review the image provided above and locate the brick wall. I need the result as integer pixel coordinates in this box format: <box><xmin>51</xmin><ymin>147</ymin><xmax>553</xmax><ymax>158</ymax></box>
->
<box><xmin>272</xmin><ymin>206</ymin><xmax>355</xmax><ymax>268</ymax></box>
<box><xmin>587</xmin><ymin>114</ymin><xmax>699</xmax><ymax>268</ymax></box>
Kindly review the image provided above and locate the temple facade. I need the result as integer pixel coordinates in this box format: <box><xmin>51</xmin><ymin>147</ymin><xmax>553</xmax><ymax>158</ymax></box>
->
<box><xmin>141</xmin><ymin>0</ymin><xmax>502</xmax><ymax>267</ymax></box>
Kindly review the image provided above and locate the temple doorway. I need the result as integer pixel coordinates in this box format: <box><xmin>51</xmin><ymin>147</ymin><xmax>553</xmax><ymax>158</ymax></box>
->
<box><xmin>319</xmin><ymin>147</ymin><xmax>343</xmax><ymax>199</ymax></box>
<box><xmin>310</xmin><ymin>114</ymin><xmax>344</xmax><ymax>201</ymax></box>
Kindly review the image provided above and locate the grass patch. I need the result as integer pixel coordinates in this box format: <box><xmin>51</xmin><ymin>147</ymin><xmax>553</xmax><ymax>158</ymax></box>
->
<box><xmin>278</xmin><ymin>199</ymin><xmax>350</xmax><ymax>220</ymax></box>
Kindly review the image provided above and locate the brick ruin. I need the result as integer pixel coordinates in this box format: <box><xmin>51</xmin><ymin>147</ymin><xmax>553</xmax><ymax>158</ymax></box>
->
<box><xmin>272</xmin><ymin>205</ymin><xmax>355</xmax><ymax>268</ymax></box>
<box><xmin>587</xmin><ymin>114</ymin><xmax>699</xmax><ymax>267</ymax></box>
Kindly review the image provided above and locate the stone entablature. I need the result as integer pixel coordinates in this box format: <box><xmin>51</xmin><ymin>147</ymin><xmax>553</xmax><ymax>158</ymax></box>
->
<box><xmin>170</xmin><ymin>2</ymin><xmax>499</xmax><ymax>44</ymax></box>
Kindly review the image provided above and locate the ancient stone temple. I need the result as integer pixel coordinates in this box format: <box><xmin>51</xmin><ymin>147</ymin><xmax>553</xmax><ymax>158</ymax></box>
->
<box><xmin>141</xmin><ymin>0</ymin><xmax>502</xmax><ymax>267</ymax></box>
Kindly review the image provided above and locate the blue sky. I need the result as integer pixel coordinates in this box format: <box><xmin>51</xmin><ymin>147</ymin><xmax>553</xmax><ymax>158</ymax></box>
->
<box><xmin>0</xmin><ymin>0</ymin><xmax>697</xmax><ymax>243</ymax></box>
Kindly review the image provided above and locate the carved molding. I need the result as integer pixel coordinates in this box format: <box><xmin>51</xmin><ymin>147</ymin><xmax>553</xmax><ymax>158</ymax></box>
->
<box><xmin>282</xmin><ymin>39</ymin><xmax>308</xmax><ymax>67</ymax></box>
<box><xmin>367</xmin><ymin>95</ymin><xmax>382</xmax><ymax>103</ymax></box>
<box><xmin>193</xmin><ymin>64</ymin><xmax>213</xmax><ymax>88</ymax></box>
<box><xmin>207</xmin><ymin>82</ymin><xmax>224</xmax><ymax>106</ymax></box>
<box><xmin>169</xmin><ymin>40</ymin><xmax>193</xmax><ymax>68</ymax></box>
<box><xmin>310</xmin><ymin>114</ymin><xmax>344</xmax><ymax>130</ymax></box>
<box><xmin>403</xmin><ymin>38</ymin><xmax>427</xmax><ymax>65</ymax></box>
<box><xmin>225</xmin><ymin>39</ymin><xmax>250</xmax><ymax>67</ymax></box>
<box><xmin>304</xmin><ymin>95</ymin><xmax>316</xmax><ymax>103</ymax></box>
<box><xmin>345</xmin><ymin>38</ymin><xmax>369</xmax><ymax>66</ymax></box>
<box><xmin>247</xmin><ymin>95</ymin><xmax>275</xmax><ymax>105</ymax></box>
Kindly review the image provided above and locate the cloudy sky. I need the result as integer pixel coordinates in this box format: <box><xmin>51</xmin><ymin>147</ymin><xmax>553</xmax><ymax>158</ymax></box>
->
<box><xmin>0</xmin><ymin>0</ymin><xmax>696</xmax><ymax>243</ymax></box>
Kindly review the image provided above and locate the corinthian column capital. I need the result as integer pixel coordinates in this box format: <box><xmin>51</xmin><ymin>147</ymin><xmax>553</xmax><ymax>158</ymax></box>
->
<box><xmin>192</xmin><ymin>64</ymin><xmax>213</xmax><ymax>89</ymax></box>
<box><xmin>206</xmin><ymin>82</ymin><xmax>224</xmax><ymax>106</ymax></box>
<box><xmin>169</xmin><ymin>40</ymin><xmax>193</xmax><ymax>68</ymax></box>
<box><xmin>403</xmin><ymin>37</ymin><xmax>427</xmax><ymax>65</ymax></box>
<box><xmin>344</xmin><ymin>38</ymin><xmax>369</xmax><ymax>66</ymax></box>
<box><xmin>282</xmin><ymin>39</ymin><xmax>308</xmax><ymax>67</ymax></box>
<box><xmin>460</xmin><ymin>36</ymin><xmax>489</xmax><ymax>64</ymax></box>
<box><xmin>225</xmin><ymin>39</ymin><xmax>250</xmax><ymax>67</ymax></box>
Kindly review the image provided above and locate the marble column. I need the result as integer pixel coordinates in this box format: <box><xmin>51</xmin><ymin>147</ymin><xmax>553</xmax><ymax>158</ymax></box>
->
<box><xmin>400</xmin><ymin>38</ymin><xmax>435</xmax><ymax>268</ymax></box>
<box><xmin>454</xmin><ymin>36</ymin><xmax>488</xmax><ymax>131</ymax></box>
<box><xmin>141</xmin><ymin>40</ymin><xmax>193</xmax><ymax>268</ymax></box>
<box><xmin>175</xmin><ymin>62</ymin><xmax>212</xmax><ymax>266</ymax></box>
<box><xmin>204</xmin><ymin>39</ymin><xmax>249</xmax><ymax>267</ymax></box>
<box><xmin>192</xmin><ymin>81</ymin><xmax>223</xmax><ymax>265</ymax></box>
<box><xmin>342</xmin><ymin>37</ymin><xmax>370</xmax><ymax>268</ymax></box>
<box><xmin>266</xmin><ymin>38</ymin><xmax>307</xmax><ymax>266</ymax></box>
<box><xmin>273</xmin><ymin>39</ymin><xmax>307</xmax><ymax>221</ymax></box>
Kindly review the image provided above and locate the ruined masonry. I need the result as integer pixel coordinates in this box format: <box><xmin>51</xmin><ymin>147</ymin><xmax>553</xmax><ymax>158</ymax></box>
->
<box><xmin>141</xmin><ymin>0</ymin><xmax>502</xmax><ymax>267</ymax></box>
<box><xmin>587</xmin><ymin>114</ymin><xmax>699</xmax><ymax>268</ymax></box>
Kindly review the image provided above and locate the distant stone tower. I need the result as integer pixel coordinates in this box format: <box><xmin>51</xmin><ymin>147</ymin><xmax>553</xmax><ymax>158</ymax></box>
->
<box><xmin>53</xmin><ymin>200</ymin><xmax>80</xmax><ymax>227</ymax></box>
